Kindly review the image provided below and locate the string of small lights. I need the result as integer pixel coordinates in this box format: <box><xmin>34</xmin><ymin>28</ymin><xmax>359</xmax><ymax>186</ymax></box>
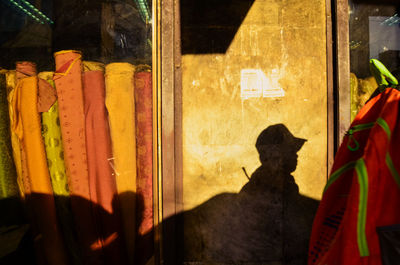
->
<box><xmin>381</xmin><ymin>14</ymin><xmax>400</xmax><ymax>26</ymax></box>
<box><xmin>7</xmin><ymin>0</ymin><xmax>44</xmax><ymax>24</ymax></box>
<box><xmin>19</xmin><ymin>0</ymin><xmax>54</xmax><ymax>24</ymax></box>
<box><xmin>134</xmin><ymin>0</ymin><xmax>151</xmax><ymax>24</ymax></box>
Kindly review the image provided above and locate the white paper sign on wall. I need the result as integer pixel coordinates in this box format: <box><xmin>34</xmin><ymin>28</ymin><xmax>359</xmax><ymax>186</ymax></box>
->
<box><xmin>240</xmin><ymin>69</ymin><xmax>285</xmax><ymax>99</ymax></box>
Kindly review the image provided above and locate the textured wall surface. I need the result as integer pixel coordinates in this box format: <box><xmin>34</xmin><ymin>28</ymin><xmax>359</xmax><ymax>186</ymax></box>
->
<box><xmin>182</xmin><ymin>0</ymin><xmax>327</xmax><ymax>208</ymax></box>
<box><xmin>181</xmin><ymin>0</ymin><xmax>327</xmax><ymax>263</ymax></box>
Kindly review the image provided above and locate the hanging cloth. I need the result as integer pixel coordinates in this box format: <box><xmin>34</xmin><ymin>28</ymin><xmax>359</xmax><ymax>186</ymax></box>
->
<box><xmin>308</xmin><ymin>85</ymin><xmax>400</xmax><ymax>264</ymax></box>
<box><xmin>82</xmin><ymin>61</ymin><xmax>127</xmax><ymax>265</ymax></box>
<box><xmin>105</xmin><ymin>62</ymin><xmax>137</xmax><ymax>265</ymax></box>
<box><xmin>53</xmin><ymin>50</ymin><xmax>104</xmax><ymax>265</ymax></box>
<box><xmin>11</xmin><ymin>75</ymin><xmax>69</xmax><ymax>265</ymax></box>
<box><xmin>134</xmin><ymin>70</ymin><xmax>154</xmax><ymax>264</ymax></box>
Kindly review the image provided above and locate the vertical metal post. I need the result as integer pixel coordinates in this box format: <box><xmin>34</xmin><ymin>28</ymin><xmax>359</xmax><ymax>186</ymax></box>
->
<box><xmin>152</xmin><ymin>0</ymin><xmax>163</xmax><ymax>263</ymax></box>
<box><xmin>153</xmin><ymin>0</ymin><xmax>183</xmax><ymax>263</ymax></box>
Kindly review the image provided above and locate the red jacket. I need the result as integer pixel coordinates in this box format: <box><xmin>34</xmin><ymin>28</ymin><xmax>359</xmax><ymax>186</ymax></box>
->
<box><xmin>309</xmin><ymin>87</ymin><xmax>400</xmax><ymax>265</ymax></box>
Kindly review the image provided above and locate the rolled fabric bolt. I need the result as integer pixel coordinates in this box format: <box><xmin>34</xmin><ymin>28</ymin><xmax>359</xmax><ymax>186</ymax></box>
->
<box><xmin>82</xmin><ymin>61</ymin><xmax>127</xmax><ymax>265</ymax></box>
<box><xmin>1</xmin><ymin>71</ymin><xmax>24</xmax><ymax>229</ymax></box>
<box><xmin>39</xmin><ymin>71</ymin><xmax>83</xmax><ymax>265</ymax></box>
<box><xmin>4</xmin><ymin>70</ymin><xmax>25</xmax><ymax>197</ymax></box>
<box><xmin>54</xmin><ymin>50</ymin><xmax>103</xmax><ymax>265</ymax></box>
<box><xmin>16</xmin><ymin>61</ymin><xmax>36</xmax><ymax>79</ymax></box>
<box><xmin>83</xmin><ymin>61</ymin><xmax>105</xmax><ymax>72</ymax></box>
<box><xmin>0</xmin><ymin>73</ymin><xmax>19</xmax><ymax>199</ymax></box>
<box><xmin>14</xmin><ymin>61</ymin><xmax>37</xmax><ymax>198</ymax></box>
<box><xmin>105</xmin><ymin>62</ymin><xmax>137</xmax><ymax>265</ymax></box>
<box><xmin>11</xmin><ymin>76</ymin><xmax>69</xmax><ymax>265</ymax></box>
<box><xmin>39</xmin><ymin>72</ymin><xmax>69</xmax><ymax>197</ymax></box>
<box><xmin>134</xmin><ymin>71</ymin><xmax>154</xmax><ymax>264</ymax></box>
<box><xmin>13</xmin><ymin>62</ymin><xmax>43</xmax><ymax>264</ymax></box>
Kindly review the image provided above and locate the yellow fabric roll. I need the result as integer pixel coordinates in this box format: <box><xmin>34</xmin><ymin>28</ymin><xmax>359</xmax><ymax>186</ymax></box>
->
<box><xmin>5</xmin><ymin>70</ymin><xmax>16</xmax><ymax>94</ymax></box>
<box><xmin>350</xmin><ymin>73</ymin><xmax>378</xmax><ymax>122</ymax></box>
<box><xmin>0</xmin><ymin>73</ymin><xmax>19</xmax><ymax>199</ymax></box>
<box><xmin>11</xmin><ymin>76</ymin><xmax>68</xmax><ymax>265</ymax></box>
<box><xmin>5</xmin><ymin>70</ymin><xmax>25</xmax><ymax>197</ymax></box>
<box><xmin>105</xmin><ymin>62</ymin><xmax>137</xmax><ymax>265</ymax></box>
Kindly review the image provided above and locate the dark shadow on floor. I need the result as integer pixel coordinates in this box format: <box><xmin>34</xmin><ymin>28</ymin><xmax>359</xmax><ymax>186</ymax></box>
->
<box><xmin>0</xmin><ymin>192</ymin><xmax>149</xmax><ymax>265</ymax></box>
<box><xmin>0</xmin><ymin>125</ymin><xmax>319</xmax><ymax>265</ymax></box>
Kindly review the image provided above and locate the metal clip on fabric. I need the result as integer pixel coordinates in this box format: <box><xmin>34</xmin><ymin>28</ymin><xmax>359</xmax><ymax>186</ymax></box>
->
<box><xmin>346</xmin><ymin>129</ymin><xmax>360</xmax><ymax>151</ymax></box>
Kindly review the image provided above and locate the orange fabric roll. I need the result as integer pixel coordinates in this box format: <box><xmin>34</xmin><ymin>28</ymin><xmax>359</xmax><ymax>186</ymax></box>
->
<box><xmin>13</xmin><ymin>62</ymin><xmax>43</xmax><ymax>265</ymax></box>
<box><xmin>83</xmin><ymin>66</ymin><xmax>127</xmax><ymax>265</ymax></box>
<box><xmin>53</xmin><ymin>50</ymin><xmax>103</xmax><ymax>265</ymax></box>
<box><xmin>15</xmin><ymin>61</ymin><xmax>37</xmax><ymax>197</ymax></box>
<box><xmin>11</xmin><ymin>76</ymin><xmax>68</xmax><ymax>265</ymax></box>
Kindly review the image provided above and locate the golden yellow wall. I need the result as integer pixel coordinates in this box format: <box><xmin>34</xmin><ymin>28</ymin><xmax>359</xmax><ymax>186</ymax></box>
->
<box><xmin>182</xmin><ymin>0</ymin><xmax>328</xmax><ymax>210</ymax></box>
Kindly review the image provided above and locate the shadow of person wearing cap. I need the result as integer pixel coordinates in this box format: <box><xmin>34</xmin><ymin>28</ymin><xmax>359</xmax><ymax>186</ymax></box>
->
<box><xmin>182</xmin><ymin>124</ymin><xmax>319</xmax><ymax>265</ymax></box>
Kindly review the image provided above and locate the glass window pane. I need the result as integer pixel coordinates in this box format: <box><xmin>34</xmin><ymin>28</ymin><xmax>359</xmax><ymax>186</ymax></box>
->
<box><xmin>349</xmin><ymin>0</ymin><xmax>400</xmax><ymax>120</ymax></box>
<box><xmin>0</xmin><ymin>1</ymin><xmax>154</xmax><ymax>264</ymax></box>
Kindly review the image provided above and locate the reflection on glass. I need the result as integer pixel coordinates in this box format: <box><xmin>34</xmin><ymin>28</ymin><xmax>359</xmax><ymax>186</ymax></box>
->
<box><xmin>349</xmin><ymin>0</ymin><xmax>400</xmax><ymax>120</ymax></box>
<box><xmin>0</xmin><ymin>0</ymin><xmax>152</xmax><ymax>69</ymax></box>
<box><xmin>0</xmin><ymin>1</ymin><xmax>154</xmax><ymax>265</ymax></box>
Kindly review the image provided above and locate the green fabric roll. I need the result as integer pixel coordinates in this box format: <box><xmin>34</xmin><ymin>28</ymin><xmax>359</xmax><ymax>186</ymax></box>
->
<box><xmin>0</xmin><ymin>73</ymin><xmax>19</xmax><ymax>199</ymax></box>
<box><xmin>39</xmin><ymin>72</ymin><xmax>69</xmax><ymax>197</ymax></box>
<box><xmin>42</xmin><ymin>101</ymin><xmax>69</xmax><ymax>196</ymax></box>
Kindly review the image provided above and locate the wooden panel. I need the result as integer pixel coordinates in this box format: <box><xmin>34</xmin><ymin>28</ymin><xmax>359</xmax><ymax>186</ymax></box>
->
<box><xmin>336</xmin><ymin>0</ymin><xmax>351</xmax><ymax>145</ymax></box>
<box><xmin>326</xmin><ymin>0</ymin><xmax>335</xmax><ymax>175</ymax></box>
<box><xmin>152</xmin><ymin>0</ymin><xmax>162</xmax><ymax>263</ymax></box>
<box><xmin>156</xmin><ymin>0</ymin><xmax>183</xmax><ymax>264</ymax></box>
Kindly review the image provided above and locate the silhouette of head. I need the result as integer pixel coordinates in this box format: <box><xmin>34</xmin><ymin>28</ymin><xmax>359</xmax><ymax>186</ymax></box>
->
<box><xmin>255</xmin><ymin>124</ymin><xmax>306</xmax><ymax>173</ymax></box>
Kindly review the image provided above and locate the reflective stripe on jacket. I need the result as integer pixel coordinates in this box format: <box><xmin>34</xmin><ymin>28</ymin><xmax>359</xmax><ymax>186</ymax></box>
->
<box><xmin>309</xmin><ymin>87</ymin><xmax>400</xmax><ymax>265</ymax></box>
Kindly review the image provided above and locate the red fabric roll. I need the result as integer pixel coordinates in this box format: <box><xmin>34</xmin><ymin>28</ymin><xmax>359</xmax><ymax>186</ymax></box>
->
<box><xmin>53</xmin><ymin>50</ymin><xmax>103</xmax><ymax>265</ymax></box>
<box><xmin>83</xmin><ymin>69</ymin><xmax>127</xmax><ymax>265</ymax></box>
<box><xmin>134</xmin><ymin>71</ymin><xmax>153</xmax><ymax>264</ymax></box>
